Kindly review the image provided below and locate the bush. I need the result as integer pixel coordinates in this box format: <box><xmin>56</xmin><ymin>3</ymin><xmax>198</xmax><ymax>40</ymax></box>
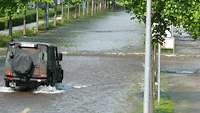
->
<box><xmin>12</xmin><ymin>11</ymin><xmax>36</xmax><ymax>27</ymax></box>
<box><xmin>0</xmin><ymin>35</ymin><xmax>12</xmax><ymax>47</ymax></box>
<box><xmin>0</xmin><ymin>19</ymin><xmax>6</xmax><ymax>30</ymax></box>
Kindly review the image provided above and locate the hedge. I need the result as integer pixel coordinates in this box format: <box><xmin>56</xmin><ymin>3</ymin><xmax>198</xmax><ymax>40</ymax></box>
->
<box><xmin>0</xmin><ymin>8</ymin><xmax>56</xmax><ymax>30</ymax></box>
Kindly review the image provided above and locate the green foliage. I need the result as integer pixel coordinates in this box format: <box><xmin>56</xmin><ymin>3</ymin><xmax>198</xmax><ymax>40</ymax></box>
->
<box><xmin>66</xmin><ymin>0</ymin><xmax>82</xmax><ymax>6</ymax></box>
<box><xmin>0</xmin><ymin>28</ymin><xmax>38</xmax><ymax>47</ymax></box>
<box><xmin>32</xmin><ymin>0</ymin><xmax>54</xmax><ymax>3</ymax></box>
<box><xmin>0</xmin><ymin>10</ymin><xmax>36</xmax><ymax>30</ymax></box>
<box><xmin>0</xmin><ymin>8</ymin><xmax>57</xmax><ymax>30</ymax></box>
<box><xmin>164</xmin><ymin>0</ymin><xmax>200</xmax><ymax>39</ymax></box>
<box><xmin>155</xmin><ymin>98</ymin><xmax>174</xmax><ymax>113</ymax></box>
<box><xmin>0</xmin><ymin>0</ymin><xmax>19</xmax><ymax>16</ymax></box>
<box><xmin>123</xmin><ymin>0</ymin><xmax>200</xmax><ymax>41</ymax></box>
<box><xmin>0</xmin><ymin>35</ymin><xmax>12</xmax><ymax>47</ymax></box>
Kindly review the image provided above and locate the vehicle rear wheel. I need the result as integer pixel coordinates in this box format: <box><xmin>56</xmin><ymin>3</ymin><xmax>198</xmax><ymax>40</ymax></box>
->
<box><xmin>5</xmin><ymin>80</ymin><xmax>9</xmax><ymax>87</ymax></box>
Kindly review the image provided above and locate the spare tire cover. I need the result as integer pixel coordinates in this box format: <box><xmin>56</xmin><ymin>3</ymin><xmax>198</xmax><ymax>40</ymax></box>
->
<box><xmin>11</xmin><ymin>50</ymin><xmax>33</xmax><ymax>76</ymax></box>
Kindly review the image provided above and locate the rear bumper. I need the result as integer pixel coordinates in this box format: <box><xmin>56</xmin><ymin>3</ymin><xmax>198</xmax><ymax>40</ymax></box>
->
<box><xmin>4</xmin><ymin>76</ymin><xmax>47</xmax><ymax>83</ymax></box>
<box><xmin>4</xmin><ymin>76</ymin><xmax>48</xmax><ymax>88</ymax></box>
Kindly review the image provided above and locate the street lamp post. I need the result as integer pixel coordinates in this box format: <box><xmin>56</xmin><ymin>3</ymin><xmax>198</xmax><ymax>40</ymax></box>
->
<box><xmin>144</xmin><ymin>0</ymin><xmax>153</xmax><ymax>113</ymax></box>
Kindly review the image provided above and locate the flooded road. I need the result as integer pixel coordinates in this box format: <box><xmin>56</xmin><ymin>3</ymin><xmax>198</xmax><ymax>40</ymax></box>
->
<box><xmin>20</xmin><ymin>11</ymin><xmax>145</xmax><ymax>54</ymax></box>
<box><xmin>161</xmin><ymin>39</ymin><xmax>200</xmax><ymax>113</ymax></box>
<box><xmin>0</xmin><ymin>11</ymin><xmax>145</xmax><ymax>113</ymax></box>
<box><xmin>0</xmin><ymin>55</ymin><xmax>144</xmax><ymax>113</ymax></box>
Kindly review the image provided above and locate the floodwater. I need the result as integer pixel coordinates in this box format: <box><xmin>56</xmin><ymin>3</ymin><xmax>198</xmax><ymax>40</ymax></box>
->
<box><xmin>19</xmin><ymin>11</ymin><xmax>145</xmax><ymax>54</ymax></box>
<box><xmin>161</xmin><ymin>39</ymin><xmax>200</xmax><ymax>113</ymax></box>
<box><xmin>0</xmin><ymin>11</ymin><xmax>145</xmax><ymax>113</ymax></box>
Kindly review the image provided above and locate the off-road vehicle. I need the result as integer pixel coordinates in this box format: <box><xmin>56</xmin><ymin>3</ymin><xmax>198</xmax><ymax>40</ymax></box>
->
<box><xmin>4</xmin><ymin>41</ymin><xmax>63</xmax><ymax>88</ymax></box>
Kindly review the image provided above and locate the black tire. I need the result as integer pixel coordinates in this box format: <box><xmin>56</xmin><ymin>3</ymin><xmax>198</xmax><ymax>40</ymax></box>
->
<box><xmin>57</xmin><ymin>70</ymin><xmax>63</xmax><ymax>83</ymax></box>
<box><xmin>5</xmin><ymin>80</ymin><xmax>9</xmax><ymax>87</ymax></box>
<box><xmin>48</xmin><ymin>73</ymin><xmax>56</xmax><ymax>86</ymax></box>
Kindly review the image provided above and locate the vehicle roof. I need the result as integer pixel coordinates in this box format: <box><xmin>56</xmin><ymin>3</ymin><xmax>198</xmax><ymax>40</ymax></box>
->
<box><xmin>9</xmin><ymin>41</ymin><xmax>56</xmax><ymax>47</ymax></box>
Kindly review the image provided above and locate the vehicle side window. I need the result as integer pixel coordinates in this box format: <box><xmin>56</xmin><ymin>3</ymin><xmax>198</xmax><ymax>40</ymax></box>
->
<box><xmin>39</xmin><ymin>46</ymin><xmax>47</xmax><ymax>62</ymax></box>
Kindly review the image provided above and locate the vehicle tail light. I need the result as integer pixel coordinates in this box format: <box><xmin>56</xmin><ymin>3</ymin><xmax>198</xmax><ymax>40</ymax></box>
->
<box><xmin>5</xmin><ymin>68</ymin><xmax>13</xmax><ymax>80</ymax></box>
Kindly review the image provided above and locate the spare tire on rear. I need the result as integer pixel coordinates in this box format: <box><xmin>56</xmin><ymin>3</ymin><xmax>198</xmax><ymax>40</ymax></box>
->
<box><xmin>11</xmin><ymin>50</ymin><xmax>33</xmax><ymax>76</ymax></box>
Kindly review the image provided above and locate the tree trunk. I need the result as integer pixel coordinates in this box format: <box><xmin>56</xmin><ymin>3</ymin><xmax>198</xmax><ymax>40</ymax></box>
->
<box><xmin>91</xmin><ymin>0</ymin><xmax>94</xmax><ymax>16</ymax></box>
<box><xmin>82</xmin><ymin>1</ymin><xmax>85</xmax><ymax>16</ymax></box>
<box><xmin>36</xmin><ymin>2</ymin><xmax>39</xmax><ymax>32</ymax></box>
<box><xmin>54</xmin><ymin>3</ymin><xmax>57</xmax><ymax>26</ymax></box>
<box><xmin>67</xmin><ymin>2</ymin><xmax>70</xmax><ymax>20</ymax></box>
<box><xmin>74</xmin><ymin>7</ymin><xmax>77</xmax><ymax>18</ymax></box>
<box><xmin>86</xmin><ymin>1</ymin><xmax>89</xmax><ymax>15</ymax></box>
<box><xmin>8</xmin><ymin>13</ymin><xmax>13</xmax><ymax>37</ymax></box>
<box><xmin>23</xmin><ymin>6</ymin><xmax>27</xmax><ymax>36</ymax></box>
<box><xmin>99</xmin><ymin>1</ymin><xmax>102</xmax><ymax>11</ymax></box>
<box><xmin>94</xmin><ymin>2</ymin><xmax>96</xmax><ymax>14</ymax></box>
<box><xmin>105</xmin><ymin>0</ymin><xmax>107</xmax><ymax>9</ymax></box>
<box><xmin>61</xmin><ymin>2</ymin><xmax>64</xmax><ymax>23</ymax></box>
<box><xmin>152</xmin><ymin>44</ymin><xmax>158</xmax><ymax>100</ymax></box>
<box><xmin>104</xmin><ymin>0</ymin><xmax>106</xmax><ymax>9</ymax></box>
<box><xmin>78</xmin><ymin>4</ymin><xmax>81</xmax><ymax>17</ymax></box>
<box><xmin>45</xmin><ymin>2</ymin><xmax>49</xmax><ymax>30</ymax></box>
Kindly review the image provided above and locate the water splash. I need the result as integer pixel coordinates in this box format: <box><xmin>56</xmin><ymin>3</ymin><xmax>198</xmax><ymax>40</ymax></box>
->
<box><xmin>0</xmin><ymin>83</ymin><xmax>88</xmax><ymax>94</ymax></box>
<box><xmin>72</xmin><ymin>85</ymin><xmax>88</xmax><ymax>89</ymax></box>
<box><xmin>33</xmin><ymin>83</ymin><xmax>89</xmax><ymax>94</ymax></box>
<box><xmin>33</xmin><ymin>86</ymin><xmax>66</xmax><ymax>94</ymax></box>
<box><xmin>0</xmin><ymin>87</ymin><xmax>15</xmax><ymax>93</ymax></box>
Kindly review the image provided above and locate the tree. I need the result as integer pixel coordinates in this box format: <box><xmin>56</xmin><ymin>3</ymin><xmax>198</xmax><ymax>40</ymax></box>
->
<box><xmin>122</xmin><ymin>0</ymin><xmax>200</xmax><ymax>107</ymax></box>
<box><xmin>18</xmin><ymin>0</ymin><xmax>31</xmax><ymax>36</ymax></box>
<box><xmin>164</xmin><ymin>0</ymin><xmax>200</xmax><ymax>39</ymax></box>
<box><xmin>0</xmin><ymin>0</ymin><xmax>20</xmax><ymax>36</ymax></box>
<box><xmin>53</xmin><ymin>0</ymin><xmax>65</xmax><ymax>26</ymax></box>
<box><xmin>124</xmin><ymin>0</ymin><xmax>200</xmax><ymax>41</ymax></box>
<box><xmin>32</xmin><ymin>0</ymin><xmax>53</xmax><ymax>30</ymax></box>
<box><xmin>69</xmin><ymin>0</ymin><xmax>82</xmax><ymax>18</ymax></box>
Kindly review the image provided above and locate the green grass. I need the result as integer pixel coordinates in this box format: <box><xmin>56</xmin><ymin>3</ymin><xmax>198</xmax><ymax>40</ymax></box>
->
<box><xmin>128</xmin><ymin>73</ymin><xmax>175</xmax><ymax>113</ymax></box>
<box><xmin>155</xmin><ymin>98</ymin><xmax>174</xmax><ymax>113</ymax></box>
<box><xmin>161</xmin><ymin>48</ymin><xmax>174</xmax><ymax>54</ymax></box>
<box><xmin>154</xmin><ymin>74</ymin><xmax>175</xmax><ymax>113</ymax></box>
<box><xmin>0</xmin><ymin>35</ymin><xmax>12</xmax><ymax>47</ymax></box>
<box><xmin>0</xmin><ymin>28</ymin><xmax>37</xmax><ymax>47</ymax></box>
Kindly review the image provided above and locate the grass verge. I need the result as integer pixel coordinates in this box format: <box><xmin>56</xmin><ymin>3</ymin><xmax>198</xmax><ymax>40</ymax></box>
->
<box><xmin>155</xmin><ymin>97</ymin><xmax>174</xmax><ymax>113</ymax></box>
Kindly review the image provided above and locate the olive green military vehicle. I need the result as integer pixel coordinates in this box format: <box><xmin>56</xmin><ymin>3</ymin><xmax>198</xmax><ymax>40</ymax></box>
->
<box><xmin>4</xmin><ymin>41</ymin><xmax>63</xmax><ymax>88</ymax></box>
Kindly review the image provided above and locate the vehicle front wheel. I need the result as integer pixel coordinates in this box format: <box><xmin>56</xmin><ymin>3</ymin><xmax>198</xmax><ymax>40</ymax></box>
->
<box><xmin>57</xmin><ymin>70</ymin><xmax>63</xmax><ymax>83</ymax></box>
<box><xmin>48</xmin><ymin>74</ymin><xmax>56</xmax><ymax>86</ymax></box>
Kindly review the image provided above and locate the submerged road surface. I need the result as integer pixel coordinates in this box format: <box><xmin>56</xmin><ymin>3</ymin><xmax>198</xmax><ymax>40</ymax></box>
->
<box><xmin>0</xmin><ymin>11</ymin><xmax>145</xmax><ymax>113</ymax></box>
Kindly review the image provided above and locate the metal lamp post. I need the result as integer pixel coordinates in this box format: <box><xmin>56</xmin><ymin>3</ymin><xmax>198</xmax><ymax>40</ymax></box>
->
<box><xmin>143</xmin><ymin>0</ymin><xmax>153</xmax><ymax>113</ymax></box>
